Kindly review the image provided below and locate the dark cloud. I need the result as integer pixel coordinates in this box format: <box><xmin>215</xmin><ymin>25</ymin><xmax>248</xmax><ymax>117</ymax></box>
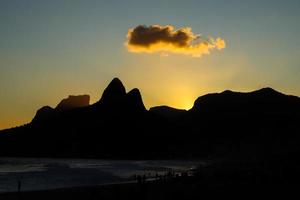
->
<box><xmin>125</xmin><ymin>25</ymin><xmax>225</xmax><ymax>57</ymax></box>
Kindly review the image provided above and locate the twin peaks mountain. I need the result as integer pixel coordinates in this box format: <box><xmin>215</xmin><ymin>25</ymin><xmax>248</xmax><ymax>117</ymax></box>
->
<box><xmin>0</xmin><ymin>78</ymin><xmax>299</xmax><ymax>159</ymax></box>
<box><xmin>98</xmin><ymin>78</ymin><xmax>146</xmax><ymax>111</ymax></box>
<box><xmin>33</xmin><ymin>78</ymin><xmax>146</xmax><ymax>123</ymax></box>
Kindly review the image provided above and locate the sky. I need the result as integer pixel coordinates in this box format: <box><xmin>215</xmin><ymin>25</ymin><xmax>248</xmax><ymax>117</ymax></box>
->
<box><xmin>0</xmin><ymin>0</ymin><xmax>300</xmax><ymax>129</ymax></box>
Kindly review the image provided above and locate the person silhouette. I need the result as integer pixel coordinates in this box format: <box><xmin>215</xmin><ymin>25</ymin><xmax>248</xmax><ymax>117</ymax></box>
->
<box><xmin>142</xmin><ymin>175</ymin><xmax>146</xmax><ymax>183</ymax></box>
<box><xmin>18</xmin><ymin>180</ymin><xmax>21</xmax><ymax>192</ymax></box>
<box><xmin>137</xmin><ymin>175</ymin><xmax>142</xmax><ymax>184</ymax></box>
<box><xmin>17</xmin><ymin>180</ymin><xmax>22</xmax><ymax>200</ymax></box>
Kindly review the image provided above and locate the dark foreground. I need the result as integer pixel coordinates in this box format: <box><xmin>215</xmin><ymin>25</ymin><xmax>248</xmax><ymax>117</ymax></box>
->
<box><xmin>1</xmin><ymin>174</ymin><xmax>300</xmax><ymax>200</ymax></box>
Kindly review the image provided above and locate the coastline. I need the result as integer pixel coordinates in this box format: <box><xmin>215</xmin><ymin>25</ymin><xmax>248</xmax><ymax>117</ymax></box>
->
<box><xmin>1</xmin><ymin>175</ymin><xmax>299</xmax><ymax>200</ymax></box>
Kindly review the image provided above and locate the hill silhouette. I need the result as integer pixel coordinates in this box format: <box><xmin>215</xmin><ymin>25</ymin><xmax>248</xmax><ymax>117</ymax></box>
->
<box><xmin>56</xmin><ymin>95</ymin><xmax>90</xmax><ymax>112</ymax></box>
<box><xmin>0</xmin><ymin>78</ymin><xmax>299</xmax><ymax>160</ymax></box>
<box><xmin>32</xmin><ymin>95</ymin><xmax>90</xmax><ymax>123</ymax></box>
<box><xmin>149</xmin><ymin>106</ymin><xmax>187</xmax><ymax>118</ymax></box>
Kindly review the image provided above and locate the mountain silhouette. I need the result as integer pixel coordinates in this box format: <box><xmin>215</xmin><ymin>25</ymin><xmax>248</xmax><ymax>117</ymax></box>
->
<box><xmin>99</xmin><ymin>78</ymin><xmax>126</xmax><ymax>105</ymax></box>
<box><xmin>32</xmin><ymin>106</ymin><xmax>56</xmax><ymax>123</ymax></box>
<box><xmin>126</xmin><ymin>88</ymin><xmax>146</xmax><ymax>111</ymax></box>
<box><xmin>149</xmin><ymin>106</ymin><xmax>187</xmax><ymax>118</ymax></box>
<box><xmin>95</xmin><ymin>78</ymin><xmax>146</xmax><ymax>113</ymax></box>
<box><xmin>56</xmin><ymin>95</ymin><xmax>90</xmax><ymax>111</ymax></box>
<box><xmin>0</xmin><ymin>78</ymin><xmax>299</xmax><ymax>160</ymax></box>
<box><xmin>32</xmin><ymin>95</ymin><xmax>90</xmax><ymax>123</ymax></box>
<box><xmin>191</xmin><ymin>87</ymin><xmax>299</xmax><ymax>114</ymax></box>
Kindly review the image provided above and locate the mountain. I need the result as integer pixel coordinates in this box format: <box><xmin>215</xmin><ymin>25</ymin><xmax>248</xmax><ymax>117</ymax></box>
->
<box><xmin>32</xmin><ymin>95</ymin><xmax>90</xmax><ymax>123</ymax></box>
<box><xmin>149</xmin><ymin>106</ymin><xmax>187</xmax><ymax>118</ymax></box>
<box><xmin>186</xmin><ymin>88</ymin><xmax>300</xmax><ymax>157</ymax></box>
<box><xmin>56</xmin><ymin>95</ymin><xmax>90</xmax><ymax>111</ymax></box>
<box><xmin>32</xmin><ymin>106</ymin><xmax>56</xmax><ymax>123</ymax></box>
<box><xmin>0</xmin><ymin>79</ymin><xmax>299</xmax><ymax>160</ymax></box>
<box><xmin>126</xmin><ymin>88</ymin><xmax>146</xmax><ymax>111</ymax></box>
<box><xmin>99</xmin><ymin>78</ymin><xmax>126</xmax><ymax>105</ymax></box>
<box><xmin>191</xmin><ymin>87</ymin><xmax>299</xmax><ymax>114</ymax></box>
<box><xmin>0</xmin><ymin>78</ymin><xmax>152</xmax><ymax>158</ymax></box>
<box><xmin>95</xmin><ymin>78</ymin><xmax>146</xmax><ymax>113</ymax></box>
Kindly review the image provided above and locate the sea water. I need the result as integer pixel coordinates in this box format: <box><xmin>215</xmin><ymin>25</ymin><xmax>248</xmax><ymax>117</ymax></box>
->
<box><xmin>0</xmin><ymin>158</ymin><xmax>202</xmax><ymax>192</ymax></box>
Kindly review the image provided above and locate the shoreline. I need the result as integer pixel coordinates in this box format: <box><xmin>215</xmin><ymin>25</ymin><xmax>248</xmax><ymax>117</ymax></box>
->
<box><xmin>1</xmin><ymin>173</ymin><xmax>299</xmax><ymax>199</ymax></box>
<box><xmin>0</xmin><ymin>180</ymin><xmax>137</xmax><ymax>194</ymax></box>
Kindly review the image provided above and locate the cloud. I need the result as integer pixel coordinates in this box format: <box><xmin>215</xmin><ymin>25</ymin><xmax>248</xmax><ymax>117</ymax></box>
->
<box><xmin>125</xmin><ymin>25</ymin><xmax>226</xmax><ymax>57</ymax></box>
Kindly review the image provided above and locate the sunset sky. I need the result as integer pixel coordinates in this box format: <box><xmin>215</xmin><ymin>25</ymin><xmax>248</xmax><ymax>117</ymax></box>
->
<box><xmin>1</xmin><ymin>0</ymin><xmax>300</xmax><ymax>129</ymax></box>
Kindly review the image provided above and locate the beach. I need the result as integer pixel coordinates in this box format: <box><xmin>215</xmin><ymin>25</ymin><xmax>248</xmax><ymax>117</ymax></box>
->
<box><xmin>1</xmin><ymin>174</ymin><xmax>299</xmax><ymax>200</ymax></box>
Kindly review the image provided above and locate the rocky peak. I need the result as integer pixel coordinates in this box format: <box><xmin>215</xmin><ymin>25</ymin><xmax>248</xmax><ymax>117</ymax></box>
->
<box><xmin>127</xmin><ymin>88</ymin><xmax>146</xmax><ymax>111</ymax></box>
<box><xmin>100</xmin><ymin>78</ymin><xmax>126</xmax><ymax>104</ymax></box>
<box><xmin>56</xmin><ymin>95</ymin><xmax>90</xmax><ymax>111</ymax></box>
<box><xmin>32</xmin><ymin>106</ymin><xmax>55</xmax><ymax>123</ymax></box>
